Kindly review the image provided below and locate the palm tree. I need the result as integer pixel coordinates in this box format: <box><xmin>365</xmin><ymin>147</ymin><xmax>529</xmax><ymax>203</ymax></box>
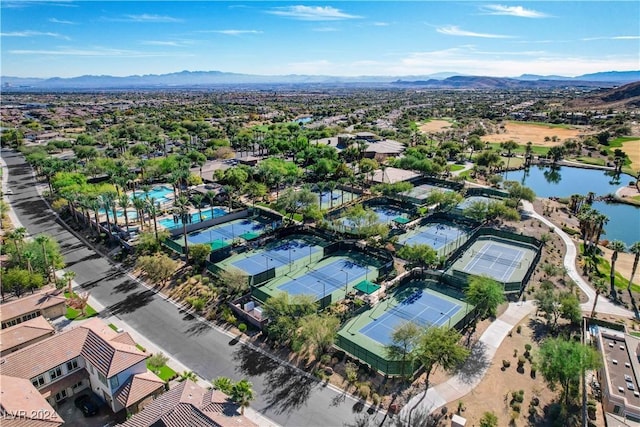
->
<box><xmin>63</xmin><ymin>270</ymin><xmax>76</xmax><ymax>295</ymax></box>
<box><xmin>19</xmin><ymin>253</ymin><xmax>36</xmax><ymax>280</ymax></box>
<box><xmin>6</xmin><ymin>227</ymin><xmax>27</xmax><ymax>264</ymax></box>
<box><xmin>131</xmin><ymin>196</ymin><xmax>147</xmax><ymax>231</ymax></box>
<box><xmin>34</xmin><ymin>235</ymin><xmax>52</xmax><ymax>283</ymax></box>
<box><xmin>191</xmin><ymin>193</ymin><xmax>205</xmax><ymax>222</ymax></box>
<box><xmin>499</xmin><ymin>140</ymin><xmax>519</xmax><ymax>171</ymax></box>
<box><xmin>87</xmin><ymin>196</ymin><xmax>101</xmax><ymax>236</ymax></box>
<box><xmin>205</xmin><ymin>190</ymin><xmax>217</xmax><ymax>217</ymax></box>
<box><xmin>590</xmin><ymin>278</ymin><xmax>608</xmax><ymax>318</ymax></box>
<box><xmin>230</xmin><ymin>379</ymin><xmax>255</xmax><ymax>415</ymax></box>
<box><xmin>99</xmin><ymin>192</ymin><xmax>117</xmax><ymax>239</ymax></box>
<box><xmin>609</xmin><ymin>240</ymin><xmax>627</xmax><ymax>298</ymax></box>
<box><xmin>145</xmin><ymin>197</ymin><xmax>160</xmax><ymax>241</ymax></box>
<box><xmin>174</xmin><ymin>195</ymin><xmax>191</xmax><ymax>261</ymax></box>
<box><xmin>628</xmin><ymin>242</ymin><xmax>640</xmax><ymax>292</ymax></box>
<box><xmin>178</xmin><ymin>371</ymin><xmax>198</xmax><ymax>382</ymax></box>
<box><xmin>118</xmin><ymin>193</ymin><xmax>131</xmax><ymax>233</ymax></box>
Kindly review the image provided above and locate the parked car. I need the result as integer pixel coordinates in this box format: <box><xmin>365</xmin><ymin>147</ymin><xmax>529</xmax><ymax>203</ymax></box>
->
<box><xmin>74</xmin><ymin>395</ymin><xmax>99</xmax><ymax>417</ymax></box>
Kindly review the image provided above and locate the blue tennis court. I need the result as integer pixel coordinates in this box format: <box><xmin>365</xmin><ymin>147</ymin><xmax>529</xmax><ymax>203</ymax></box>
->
<box><xmin>187</xmin><ymin>218</ymin><xmax>267</xmax><ymax>245</ymax></box>
<box><xmin>360</xmin><ymin>290</ymin><xmax>462</xmax><ymax>346</ymax></box>
<box><xmin>462</xmin><ymin>242</ymin><xmax>524</xmax><ymax>282</ymax></box>
<box><xmin>159</xmin><ymin>207</ymin><xmax>228</xmax><ymax>229</ymax></box>
<box><xmin>278</xmin><ymin>259</ymin><xmax>372</xmax><ymax>298</ymax></box>
<box><xmin>399</xmin><ymin>223</ymin><xmax>462</xmax><ymax>250</ymax></box>
<box><xmin>232</xmin><ymin>239</ymin><xmax>322</xmax><ymax>275</ymax></box>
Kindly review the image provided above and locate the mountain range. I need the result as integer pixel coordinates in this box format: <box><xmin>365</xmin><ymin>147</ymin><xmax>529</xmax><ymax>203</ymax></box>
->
<box><xmin>1</xmin><ymin>70</ymin><xmax>638</xmax><ymax>91</ymax></box>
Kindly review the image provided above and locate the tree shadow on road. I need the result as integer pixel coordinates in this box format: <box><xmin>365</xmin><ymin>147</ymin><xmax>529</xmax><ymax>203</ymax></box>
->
<box><xmin>107</xmin><ymin>290</ymin><xmax>154</xmax><ymax>315</ymax></box>
<box><xmin>112</xmin><ymin>279</ymin><xmax>137</xmax><ymax>294</ymax></box>
<box><xmin>455</xmin><ymin>339</ymin><xmax>490</xmax><ymax>385</ymax></box>
<box><xmin>233</xmin><ymin>345</ymin><xmax>316</xmax><ymax>414</ymax></box>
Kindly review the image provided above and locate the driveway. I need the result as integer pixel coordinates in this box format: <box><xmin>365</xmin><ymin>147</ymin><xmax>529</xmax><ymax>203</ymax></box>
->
<box><xmin>2</xmin><ymin>149</ymin><xmax>384</xmax><ymax>427</ymax></box>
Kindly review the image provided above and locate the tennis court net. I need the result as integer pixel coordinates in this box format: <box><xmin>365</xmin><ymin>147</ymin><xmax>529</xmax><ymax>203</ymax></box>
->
<box><xmin>471</xmin><ymin>251</ymin><xmax>521</xmax><ymax>268</ymax></box>
<box><xmin>387</xmin><ymin>304</ymin><xmax>431</xmax><ymax>326</ymax></box>
<box><xmin>307</xmin><ymin>268</ymin><xmax>341</xmax><ymax>287</ymax></box>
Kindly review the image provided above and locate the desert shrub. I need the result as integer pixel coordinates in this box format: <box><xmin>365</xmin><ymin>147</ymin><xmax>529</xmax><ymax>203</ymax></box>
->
<box><xmin>238</xmin><ymin>323</ymin><xmax>247</xmax><ymax>333</ymax></box>
<box><xmin>345</xmin><ymin>361</ymin><xmax>358</xmax><ymax>384</ymax></box>
<box><xmin>371</xmin><ymin>393</ymin><xmax>380</xmax><ymax>406</ymax></box>
<box><xmin>148</xmin><ymin>352</ymin><xmax>169</xmax><ymax>369</ymax></box>
<box><xmin>320</xmin><ymin>354</ymin><xmax>331</xmax><ymax>365</ymax></box>
<box><xmin>502</xmin><ymin>360</ymin><xmax>511</xmax><ymax>369</ymax></box>
<box><xmin>359</xmin><ymin>384</ymin><xmax>371</xmax><ymax>399</ymax></box>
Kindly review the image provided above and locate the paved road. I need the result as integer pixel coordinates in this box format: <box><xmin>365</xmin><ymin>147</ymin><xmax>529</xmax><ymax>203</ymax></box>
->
<box><xmin>2</xmin><ymin>149</ymin><xmax>383</xmax><ymax>427</ymax></box>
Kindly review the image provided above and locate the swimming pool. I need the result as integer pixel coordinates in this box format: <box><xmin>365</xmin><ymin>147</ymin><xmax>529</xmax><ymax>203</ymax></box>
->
<box><xmin>158</xmin><ymin>207</ymin><xmax>228</xmax><ymax>229</ymax></box>
<box><xmin>131</xmin><ymin>185</ymin><xmax>174</xmax><ymax>203</ymax></box>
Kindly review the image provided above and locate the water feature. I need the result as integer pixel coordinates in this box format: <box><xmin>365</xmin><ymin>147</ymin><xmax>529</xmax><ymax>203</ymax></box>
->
<box><xmin>504</xmin><ymin>166</ymin><xmax>640</xmax><ymax>246</ymax></box>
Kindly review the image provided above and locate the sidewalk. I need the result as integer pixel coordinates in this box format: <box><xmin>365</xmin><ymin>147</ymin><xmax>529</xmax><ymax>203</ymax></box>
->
<box><xmin>520</xmin><ymin>200</ymin><xmax>633</xmax><ymax>318</ymax></box>
<box><xmin>1</xmin><ymin>156</ymin><xmax>280</xmax><ymax>427</ymax></box>
<box><xmin>401</xmin><ymin>301</ymin><xmax>537</xmax><ymax>418</ymax></box>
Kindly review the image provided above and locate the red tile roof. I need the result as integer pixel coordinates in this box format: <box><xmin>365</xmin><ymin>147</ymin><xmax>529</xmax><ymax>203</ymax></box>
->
<box><xmin>0</xmin><ymin>316</ymin><xmax>55</xmax><ymax>353</ymax></box>
<box><xmin>0</xmin><ymin>318</ymin><xmax>147</xmax><ymax>380</ymax></box>
<box><xmin>120</xmin><ymin>381</ymin><xmax>257</xmax><ymax>427</ymax></box>
<box><xmin>0</xmin><ymin>375</ymin><xmax>63</xmax><ymax>427</ymax></box>
<box><xmin>115</xmin><ymin>371</ymin><xmax>165</xmax><ymax>409</ymax></box>
<box><xmin>0</xmin><ymin>291</ymin><xmax>66</xmax><ymax>322</ymax></box>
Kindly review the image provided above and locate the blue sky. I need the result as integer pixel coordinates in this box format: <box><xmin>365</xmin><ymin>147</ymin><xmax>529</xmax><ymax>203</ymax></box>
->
<box><xmin>1</xmin><ymin>1</ymin><xmax>638</xmax><ymax>78</ymax></box>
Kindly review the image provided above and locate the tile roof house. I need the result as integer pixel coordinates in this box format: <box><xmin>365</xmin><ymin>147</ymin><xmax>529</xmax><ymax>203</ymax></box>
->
<box><xmin>0</xmin><ymin>290</ymin><xmax>66</xmax><ymax>329</ymax></box>
<box><xmin>0</xmin><ymin>375</ymin><xmax>64</xmax><ymax>427</ymax></box>
<box><xmin>0</xmin><ymin>318</ymin><xmax>165</xmax><ymax>420</ymax></box>
<box><xmin>120</xmin><ymin>380</ymin><xmax>257</xmax><ymax>427</ymax></box>
<box><xmin>0</xmin><ymin>315</ymin><xmax>55</xmax><ymax>356</ymax></box>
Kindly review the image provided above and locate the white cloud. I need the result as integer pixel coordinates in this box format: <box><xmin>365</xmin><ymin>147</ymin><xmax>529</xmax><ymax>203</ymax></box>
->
<box><xmin>312</xmin><ymin>27</ymin><xmax>339</xmax><ymax>32</ymax></box>
<box><xmin>373</xmin><ymin>22</ymin><xmax>390</xmax><ymax>27</ymax></box>
<box><xmin>209</xmin><ymin>30</ymin><xmax>262</xmax><ymax>36</ymax></box>
<box><xmin>582</xmin><ymin>35</ymin><xmax>640</xmax><ymax>41</ymax></box>
<box><xmin>9</xmin><ymin>47</ymin><xmax>192</xmax><ymax>58</ymax></box>
<box><xmin>49</xmin><ymin>18</ymin><xmax>75</xmax><ymax>25</ymax></box>
<box><xmin>481</xmin><ymin>4</ymin><xmax>549</xmax><ymax>18</ymax></box>
<box><xmin>0</xmin><ymin>30</ymin><xmax>69</xmax><ymax>40</ymax></box>
<box><xmin>141</xmin><ymin>41</ymin><xmax>183</xmax><ymax>47</ymax></box>
<box><xmin>122</xmin><ymin>14</ymin><xmax>182</xmax><ymax>23</ymax></box>
<box><xmin>436</xmin><ymin>25</ymin><xmax>513</xmax><ymax>38</ymax></box>
<box><xmin>268</xmin><ymin>5</ymin><xmax>360</xmax><ymax>21</ymax></box>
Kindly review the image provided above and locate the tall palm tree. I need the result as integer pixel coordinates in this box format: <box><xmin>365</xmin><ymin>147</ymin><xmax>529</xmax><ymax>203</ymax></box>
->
<box><xmin>174</xmin><ymin>195</ymin><xmax>191</xmax><ymax>261</ymax></box>
<box><xmin>205</xmin><ymin>190</ymin><xmax>217</xmax><ymax>217</ymax></box>
<box><xmin>118</xmin><ymin>193</ymin><xmax>132</xmax><ymax>233</ymax></box>
<box><xmin>145</xmin><ymin>197</ymin><xmax>160</xmax><ymax>241</ymax></box>
<box><xmin>629</xmin><ymin>242</ymin><xmax>640</xmax><ymax>292</ymax></box>
<box><xmin>7</xmin><ymin>227</ymin><xmax>27</xmax><ymax>265</ymax></box>
<box><xmin>63</xmin><ymin>270</ymin><xmax>76</xmax><ymax>295</ymax></box>
<box><xmin>99</xmin><ymin>192</ymin><xmax>117</xmax><ymax>239</ymax></box>
<box><xmin>191</xmin><ymin>193</ymin><xmax>205</xmax><ymax>222</ymax></box>
<box><xmin>34</xmin><ymin>235</ymin><xmax>51</xmax><ymax>283</ymax></box>
<box><xmin>590</xmin><ymin>278</ymin><xmax>608</xmax><ymax>318</ymax></box>
<box><xmin>609</xmin><ymin>240</ymin><xmax>627</xmax><ymax>297</ymax></box>
<box><xmin>87</xmin><ymin>196</ymin><xmax>101</xmax><ymax>236</ymax></box>
<box><xmin>230</xmin><ymin>379</ymin><xmax>255</xmax><ymax>415</ymax></box>
<box><xmin>23</xmin><ymin>249</ymin><xmax>35</xmax><ymax>274</ymax></box>
<box><xmin>131</xmin><ymin>196</ymin><xmax>147</xmax><ymax>231</ymax></box>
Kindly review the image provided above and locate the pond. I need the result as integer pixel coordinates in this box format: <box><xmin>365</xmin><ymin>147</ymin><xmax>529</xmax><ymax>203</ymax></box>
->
<box><xmin>504</xmin><ymin>166</ymin><xmax>640</xmax><ymax>246</ymax></box>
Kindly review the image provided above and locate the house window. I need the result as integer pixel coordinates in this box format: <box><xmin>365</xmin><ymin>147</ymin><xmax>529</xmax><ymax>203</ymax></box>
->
<box><xmin>72</xmin><ymin>381</ymin><xmax>83</xmax><ymax>390</ymax></box>
<box><xmin>66</xmin><ymin>359</ymin><xmax>78</xmax><ymax>372</ymax></box>
<box><xmin>55</xmin><ymin>390</ymin><xmax>67</xmax><ymax>402</ymax></box>
<box><xmin>32</xmin><ymin>375</ymin><xmax>45</xmax><ymax>388</ymax></box>
<box><xmin>49</xmin><ymin>367</ymin><xmax>62</xmax><ymax>380</ymax></box>
<box><xmin>614</xmin><ymin>405</ymin><xmax>621</xmax><ymax>414</ymax></box>
<box><xmin>97</xmin><ymin>371</ymin><xmax>107</xmax><ymax>386</ymax></box>
<box><xmin>110</xmin><ymin>376</ymin><xmax>119</xmax><ymax>390</ymax></box>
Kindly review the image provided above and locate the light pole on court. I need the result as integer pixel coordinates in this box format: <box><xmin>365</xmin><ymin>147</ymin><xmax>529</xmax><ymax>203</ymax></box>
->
<box><xmin>441</xmin><ymin>311</ymin><xmax>452</xmax><ymax>328</ymax></box>
<box><xmin>319</xmin><ymin>280</ymin><xmax>326</xmax><ymax>309</ymax></box>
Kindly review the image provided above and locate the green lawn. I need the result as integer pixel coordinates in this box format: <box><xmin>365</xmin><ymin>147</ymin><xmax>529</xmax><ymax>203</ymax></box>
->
<box><xmin>609</xmin><ymin>136</ymin><xmax>640</xmax><ymax>148</ymax></box>
<box><xmin>596</xmin><ymin>256</ymin><xmax>640</xmax><ymax>293</ymax></box>
<box><xmin>64</xmin><ymin>291</ymin><xmax>98</xmax><ymax>321</ymax></box>
<box><xmin>65</xmin><ymin>305</ymin><xmax>98</xmax><ymax>321</ymax></box>
<box><xmin>147</xmin><ymin>362</ymin><xmax>177</xmax><ymax>382</ymax></box>
<box><xmin>108</xmin><ymin>323</ymin><xmax>119</xmax><ymax>331</ymax></box>
<box><xmin>449</xmin><ymin>164</ymin><xmax>465</xmax><ymax>172</ymax></box>
<box><xmin>573</xmin><ymin>157</ymin><xmax>606</xmax><ymax>166</ymax></box>
<box><xmin>512</xmin><ymin>121</ymin><xmax>575</xmax><ymax>129</ymax></box>
<box><xmin>486</xmin><ymin>143</ymin><xmax>550</xmax><ymax>156</ymax></box>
